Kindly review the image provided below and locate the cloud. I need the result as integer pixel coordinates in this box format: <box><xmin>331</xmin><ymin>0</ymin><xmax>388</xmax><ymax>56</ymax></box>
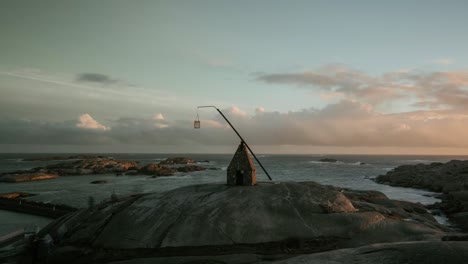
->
<box><xmin>320</xmin><ymin>91</ymin><xmax>345</xmax><ymax>101</ymax></box>
<box><xmin>153</xmin><ymin>113</ymin><xmax>165</xmax><ymax>120</ymax></box>
<box><xmin>198</xmin><ymin>119</ymin><xmax>224</xmax><ymax>128</ymax></box>
<box><xmin>3</xmin><ymin>102</ymin><xmax>468</xmax><ymax>150</ymax></box>
<box><xmin>406</xmin><ymin>71</ymin><xmax>468</xmax><ymax>109</ymax></box>
<box><xmin>152</xmin><ymin>114</ymin><xmax>169</xmax><ymax>129</ymax></box>
<box><xmin>76</xmin><ymin>73</ymin><xmax>117</xmax><ymax>84</ymax></box>
<box><xmin>3</xmin><ymin>66</ymin><xmax>468</xmax><ymax>153</ymax></box>
<box><xmin>228</xmin><ymin>106</ymin><xmax>248</xmax><ymax>117</ymax></box>
<box><xmin>255</xmin><ymin>107</ymin><xmax>265</xmax><ymax>114</ymax></box>
<box><xmin>0</xmin><ymin>119</ymin><xmax>113</xmax><ymax>145</ymax></box>
<box><xmin>256</xmin><ymin>65</ymin><xmax>405</xmax><ymax>105</ymax></box>
<box><xmin>76</xmin><ymin>114</ymin><xmax>110</xmax><ymax>131</ymax></box>
<box><xmin>0</xmin><ymin>68</ymin><xmax>215</xmax><ymax>123</ymax></box>
<box><xmin>256</xmin><ymin>65</ymin><xmax>468</xmax><ymax>110</ymax></box>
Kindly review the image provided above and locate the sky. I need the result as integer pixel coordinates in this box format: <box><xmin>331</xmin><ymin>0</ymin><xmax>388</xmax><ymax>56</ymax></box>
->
<box><xmin>1</xmin><ymin>0</ymin><xmax>468</xmax><ymax>154</ymax></box>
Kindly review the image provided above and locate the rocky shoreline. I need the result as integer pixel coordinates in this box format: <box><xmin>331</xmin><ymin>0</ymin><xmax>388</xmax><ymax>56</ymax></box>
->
<box><xmin>0</xmin><ymin>192</ymin><xmax>77</xmax><ymax>219</ymax></box>
<box><xmin>10</xmin><ymin>181</ymin><xmax>467</xmax><ymax>264</ymax></box>
<box><xmin>376</xmin><ymin>160</ymin><xmax>468</xmax><ymax>232</ymax></box>
<box><xmin>4</xmin><ymin>158</ymin><xmax>468</xmax><ymax>263</ymax></box>
<box><xmin>0</xmin><ymin>156</ymin><xmax>208</xmax><ymax>183</ymax></box>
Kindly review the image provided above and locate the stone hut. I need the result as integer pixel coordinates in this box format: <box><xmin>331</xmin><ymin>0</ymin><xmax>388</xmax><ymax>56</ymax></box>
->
<box><xmin>227</xmin><ymin>142</ymin><xmax>256</xmax><ymax>186</ymax></box>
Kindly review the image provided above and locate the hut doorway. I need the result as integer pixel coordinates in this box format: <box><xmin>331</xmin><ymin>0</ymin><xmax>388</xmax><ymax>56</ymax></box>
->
<box><xmin>236</xmin><ymin>170</ymin><xmax>243</xmax><ymax>185</ymax></box>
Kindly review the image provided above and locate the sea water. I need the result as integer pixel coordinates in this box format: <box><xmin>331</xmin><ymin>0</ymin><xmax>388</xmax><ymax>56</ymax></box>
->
<box><xmin>1</xmin><ymin>153</ymin><xmax>467</xmax><ymax>236</ymax></box>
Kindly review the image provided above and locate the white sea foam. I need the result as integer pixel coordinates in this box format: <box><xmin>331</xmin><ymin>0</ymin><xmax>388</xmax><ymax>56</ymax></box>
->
<box><xmin>308</xmin><ymin>160</ymin><xmax>344</xmax><ymax>164</ymax></box>
<box><xmin>308</xmin><ymin>160</ymin><xmax>366</xmax><ymax>166</ymax></box>
<box><xmin>4</xmin><ymin>159</ymin><xmax>23</xmax><ymax>162</ymax></box>
<box><xmin>400</xmin><ymin>159</ymin><xmax>435</xmax><ymax>163</ymax></box>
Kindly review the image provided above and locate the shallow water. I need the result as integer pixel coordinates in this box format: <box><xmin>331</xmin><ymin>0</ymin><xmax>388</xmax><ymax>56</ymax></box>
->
<box><xmin>1</xmin><ymin>153</ymin><xmax>467</xmax><ymax>236</ymax></box>
<box><xmin>0</xmin><ymin>211</ymin><xmax>50</xmax><ymax>237</ymax></box>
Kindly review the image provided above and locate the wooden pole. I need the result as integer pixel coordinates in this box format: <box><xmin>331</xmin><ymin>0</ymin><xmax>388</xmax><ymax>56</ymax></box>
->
<box><xmin>197</xmin><ymin>106</ymin><xmax>272</xmax><ymax>181</ymax></box>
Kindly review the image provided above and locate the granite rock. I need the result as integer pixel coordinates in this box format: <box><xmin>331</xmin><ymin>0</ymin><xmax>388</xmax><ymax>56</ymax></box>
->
<box><xmin>376</xmin><ymin>160</ymin><xmax>468</xmax><ymax>232</ymax></box>
<box><xmin>39</xmin><ymin>181</ymin><xmax>447</xmax><ymax>263</ymax></box>
<box><xmin>159</xmin><ymin>157</ymin><xmax>195</xmax><ymax>165</ymax></box>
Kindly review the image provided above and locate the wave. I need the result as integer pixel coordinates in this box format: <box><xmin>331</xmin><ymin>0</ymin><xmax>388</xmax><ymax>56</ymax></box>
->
<box><xmin>308</xmin><ymin>160</ymin><xmax>343</xmax><ymax>164</ymax></box>
<box><xmin>4</xmin><ymin>158</ymin><xmax>23</xmax><ymax>162</ymax></box>
<box><xmin>350</xmin><ymin>161</ymin><xmax>368</xmax><ymax>166</ymax></box>
<box><xmin>35</xmin><ymin>190</ymin><xmax>68</xmax><ymax>195</ymax></box>
<box><xmin>308</xmin><ymin>161</ymin><xmax>367</xmax><ymax>166</ymax></box>
<box><xmin>400</xmin><ymin>159</ymin><xmax>435</xmax><ymax>163</ymax></box>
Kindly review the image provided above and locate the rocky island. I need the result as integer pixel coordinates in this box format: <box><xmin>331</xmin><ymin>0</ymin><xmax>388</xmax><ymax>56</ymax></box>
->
<box><xmin>318</xmin><ymin>158</ymin><xmax>339</xmax><ymax>163</ymax></box>
<box><xmin>0</xmin><ymin>156</ymin><xmax>208</xmax><ymax>183</ymax></box>
<box><xmin>11</xmin><ymin>181</ymin><xmax>467</xmax><ymax>264</ymax></box>
<box><xmin>376</xmin><ymin>160</ymin><xmax>468</xmax><ymax>232</ymax></box>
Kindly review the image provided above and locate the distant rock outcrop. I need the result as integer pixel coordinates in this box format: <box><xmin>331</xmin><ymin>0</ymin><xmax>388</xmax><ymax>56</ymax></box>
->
<box><xmin>319</xmin><ymin>158</ymin><xmax>338</xmax><ymax>163</ymax></box>
<box><xmin>139</xmin><ymin>163</ymin><xmax>176</xmax><ymax>176</ymax></box>
<box><xmin>376</xmin><ymin>160</ymin><xmax>468</xmax><ymax>232</ymax></box>
<box><xmin>159</xmin><ymin>157</ymin><xmax>195</xmax><ymax>165</ymax></box>
<box><xmin>0</xmin><ymin>192</ymin><xmax>36</xmax><ymax>199</ymax></box>
<box><xmin>37</xmin><ymin>181</ymin><xmax>449</xmax><ymax>263</ymax></box>
<box><xmin>0</xmin><ymin>173</ymin><xmax>59</xmax><ymax>183</ymax></box>
<box><xmin>90</xmin><ymin>180</ymin><xmax>108</xmax><ymax>184</ymax></box>
<box><xmin>1</xmin><ymin>156</ymin><xmax>208</xmax><ymax>182</ymax></box>
<box><xmin>177</xmin><ymin>165</ymin><xmax>206</xmax><ymax>172</ymax></box>
<box><xmin>46</xmin><ymin>158</ymin><xmax>139</xmax><ymax>175</ymax></box>
<box><xmin>0</xmin><ymin>158</ymin><xmax>138</xmax><ymax>182</ymax></box>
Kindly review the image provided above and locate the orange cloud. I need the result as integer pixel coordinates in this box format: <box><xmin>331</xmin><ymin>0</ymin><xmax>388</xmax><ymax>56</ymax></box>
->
<box><xmin>257</xmin><ymin>66</ymin><xmax>468</xmax><ymax>110</ymax></box>
<box><xmin>76</xmin><ymin>114</ymin><xmax>109</xmax><ymax>131</ymax></box>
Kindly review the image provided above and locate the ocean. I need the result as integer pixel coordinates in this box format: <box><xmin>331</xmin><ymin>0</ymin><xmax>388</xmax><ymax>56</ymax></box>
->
<box><xmin>1</xmin><ymin>153</ymin><xmax>467</xmax><ymax>237</ymax></box>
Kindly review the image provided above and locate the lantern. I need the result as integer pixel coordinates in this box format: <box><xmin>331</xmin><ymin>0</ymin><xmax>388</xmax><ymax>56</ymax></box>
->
<box><xmin>194</xmin><ymin>111</ymin><xmax>200</xmax><ymax>129</ymax></box>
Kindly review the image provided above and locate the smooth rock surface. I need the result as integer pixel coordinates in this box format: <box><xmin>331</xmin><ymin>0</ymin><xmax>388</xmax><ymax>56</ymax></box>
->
<box><xmin>271</xmin><ymin>241</ymin><xmax>468</xmax><ymax>264</ymax></box>
<box><xmin>102</xmin><ymin>241</ymin><xmax>468</xmax><ymax>264</ymax></box>
<box><xmin>40</xmin><ymin>181</ymin><xmax>445</xmax><ymax>262</ymax></box>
